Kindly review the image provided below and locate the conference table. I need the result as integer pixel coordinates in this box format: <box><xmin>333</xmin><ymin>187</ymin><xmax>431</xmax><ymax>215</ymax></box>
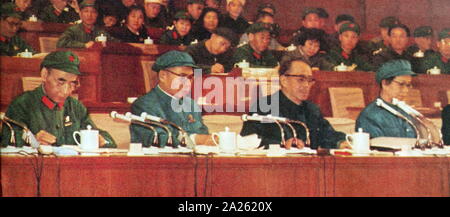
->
<box><xmin>1</xmin><ymin>153</ymin><xmax>448</xmax><ymax>197</ymax></box>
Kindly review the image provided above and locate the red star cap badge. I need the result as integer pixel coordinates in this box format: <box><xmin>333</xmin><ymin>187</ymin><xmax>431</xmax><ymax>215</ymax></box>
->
<box><xmin>69</xmin><ymin>55</ymin><xmax>75</xmax><ymax>62</ymax></box>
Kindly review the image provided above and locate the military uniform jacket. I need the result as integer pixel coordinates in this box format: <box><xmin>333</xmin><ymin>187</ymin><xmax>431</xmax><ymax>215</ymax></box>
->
<box><xmin>323</xmin><ymin>46</ymin><xmax>374</xmax><ymax>72</ymax></box>
<box><xmin>130</xmin><ymin>86</ymin><xmax>209</xmax><ymax>147</ymax></box>
<box><xmin>279</xmin><ymin>47</ymin><xmax>325</xmax><ymax>69</ymax></box>
<box><xmin>418</xmin><ymin>52</ymin><xmax>450</xmax><ymax>74</ymax></box>
<box><xmin>355</xmin><ymin>98</ymin><xmax>417</xmax><ymax>138</ymax></box>
<box><xmin>185</xmin><ymin>40</ymin><xmax>234</xmax><ymax>74</ymax></box>
<box><xmin>405</xmin><ymin>45</ymin><xmax>436</xmax><ymax>74</ymax></box>
<box><xmin>57</xmin><ymin>23</ymin><xmax>116</xmax><ymax>48</ymax></box>
<box><xmin>108</xmin><ymin>25</ymin><xmax>150</xmax><ymax>43</ymax></box>
<box><xmin>145</xmin><ymin>16</ymin><xmax>168</xmax><ymax>29</ymax></box>
<box><xmin>240</xmin><ymin>91</ymin><xmax>346</xmax><ymax>149</ymax></box>
<box><xmin>160</xmin><ymin>29</ymin><xmax>195</xmax><ymax>46</ymax></box>
<box><xmin>0</xmin><ymin>35</ymin><xmax>35</xmax><ymax>56</ymax></box>
<box><xmin>233</xmin><ymin>44</ymin><xmax>278</xmax><ymax>68</ymax></box>
<box><xmin>38</xmin><ymin>5</ymin><xmax>79</xmax><ymax>24</ymax></box>
<box><xmin>219</xmin><ymin>14</ymin><xmax>249</xmax><ymax>35</ymax></box>
<box><xmin>371</xmin><ymin>46</ymin><xmax>413</xmax><ymax>70</ymax></box>
<box><xmin>0</xmin><ymin>86</ymin><xmax>116</xmax><ymax>147</ymax></box>
<box><xmin>367</xmin><ymin>37</ymin><xmax>388</xmax><ymax>55</ymax></box>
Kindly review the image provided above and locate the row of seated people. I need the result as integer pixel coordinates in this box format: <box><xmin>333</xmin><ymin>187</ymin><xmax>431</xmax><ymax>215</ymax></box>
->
<box><xmin>1</xmin><ymin>0</ymin><xmax>450</xmax><ymax>74</ymax></box>
<box><xmin>1</xmin><ymin>49</ymin><xmax>449</xmax><ymax>149</ymax></box>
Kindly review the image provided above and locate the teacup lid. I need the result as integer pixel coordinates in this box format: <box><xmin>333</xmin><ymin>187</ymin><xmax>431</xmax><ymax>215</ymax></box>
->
<box><xmin>87</xmin><ymin>125</ymin><xmax>92</xmax><ymax>130</ymax></box>
<box><xmin>358</xmin><ymin>128</ymin><xmax>363</xmax><ymax>133</ymax></box>
<box><xmin>225</xmin><ymin>127</ymin><xmax>230</xmax><ymax>132</ymax></box>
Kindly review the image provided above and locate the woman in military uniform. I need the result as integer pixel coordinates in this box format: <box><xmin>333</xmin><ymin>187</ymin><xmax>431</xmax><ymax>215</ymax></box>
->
<box><xmin>108</xmin><ymin>5</ymin><xmax>149</xmax><ymax>43</ymax></box>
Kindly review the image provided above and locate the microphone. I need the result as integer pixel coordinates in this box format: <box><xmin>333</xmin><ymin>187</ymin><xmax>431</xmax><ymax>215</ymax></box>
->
<box><xmin>241</xmin><ymin>114</ymin><xmax>286</xmax><ymax>147</ymax></box>
<box><xmin>392</xmin><ymin>98</ymin><xmax>444</xmax><ymax>148</ymax></box>
<box><xmin>110</xmin><ymin>111</ymin><xmax>159</xmax><ymax>146</ymax></box>
<box><xmin>242</xmin><ymin>114</ymin><xmax>311</xmax><ymax>148</ymax></box>
<box><xmin>1</xmin><ymin>112</ymin><xmax>40</xmax><ymax>148</ymax></box>
<box><xmin>376</xmin><ymin>99</ymin><xmax>422</xmax><ymax>149</ymax></box>
<box><xmin>125</xmin><ymin>112</ymin><xmax>174</xmax><ymax>147</ymax></box>
<box><xmin>140</xmin><ymin>112</ymin><xmax>190</xmax><ymax>148</ymax></box>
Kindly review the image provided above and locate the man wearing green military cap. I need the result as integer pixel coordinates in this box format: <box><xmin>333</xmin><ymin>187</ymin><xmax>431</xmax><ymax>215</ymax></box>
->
<box><xmin>405</xmin><ymin>26</ymin><xmax>436</xmax><ymax>73</ymax></box>
<box><xmin>130</xmin><ymin>50</ymin><xmax>213</xmax><ymax>148</ymax></box>
<box><xmin>1</xmin><ymin>51</ymin><xmax>116</xmax><ymax>148</ymax></box>
<box><xmin>322</xmin><ymin>22</ymin><xmax>374</xmax><ymax>72</ymax></box>
<box><xmin>368</xmin><ymin>16</ymin><xmax>401</xmax><ymax>55</ymax></box>
<box><xmin>356</xmin><ymin>59</ymin><xmax>417</xmax><ymax>138</ymax></box>
<box><xmin>372</xmin><ymin>23</ymin><xmax>414</xmax><ymax>70</ymax></box>
<box><xmin>159</xmin><ymin>11</ymin><xmax>195</xmax><ymax>46</ymax></box>
<box><xmin>186</xmin><ymin>27</ymin><xmax>237</xmax><ymax>74</ymax></box>
<box><xmin>38</xmin><ymin>0</ymin><xmax>80</xmax><ymax>24</ymax></box>
<box><xmin>232</xmin><ymin>23</ymin><xmax>278</xmax><ymax>68</ymax></box>
<box><xmin>418</xmin><ymin>28</ymin><xmax>450</xmax><ymax>74</ymax></box>
<box><xmin>57</xmin><ymin>1</ymin><xmax>117</xmax><ymax>48</ymax></box>
<box><xmin>290</xmin><ymin>7</ymin><xmax>329</xmax><ymax>52</ymax></box>
<box><xmin>0</xmin><ymin>3</ymin><xmax>35</xmax><ymax>56</ymax></box>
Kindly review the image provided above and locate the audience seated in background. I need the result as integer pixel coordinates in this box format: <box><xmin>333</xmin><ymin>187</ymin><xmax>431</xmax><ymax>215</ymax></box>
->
<box><xmin>419</xmin><ymin>28</ymin><xmax>450</xmax><ymax>74</ymax></box>
<box><xmin>108</xmin><ymin>5</ymin><xmax>150</xmax><ymax>43</ymax></box>
<box><xmin>322</xmin><ymin>22</ymin><xmax>374</xmax><ymax>72</ymax></box>
<box><xmin>186</xmin><ymin>27</ymin><xmax>237</xmax><ymax>74</ymax></box>
<box><xmin>406</xmin><ymin>26</ymin><xmax>436</xmax><ymax>74</ymax></box>
<box><xmin>368</xmin><ymin>16</ymin><xmax>400</xmax><ymax>55</ymax></box>
<box><xmin>159</xmin><ymin>11</ymin><xmax>195</xmax><ymax>46</ymax></box>
<box><xmin>186</xmin><ymin>0</ymin><xmax>205</xmax><ymax>26</ymax></box>
<box><xmin>143</xmin><ymin>0</ymin><xmax>168</xmax><ymax>29</ymax></box>
<box><xmin>220</xmin><ymin>0</ymin><xmax>249</xmax><ymax>35</ymax></box>
<box><xmin>239</xmin><ymin>11</ymin><xmax>283</xmax><ymax>50</ymax></box>
<box><xmin>38</xmin><ymin>0</ymin><xmax>80</xmax><ymax>24</ymax></box>
<box><xmin>57</xmin><ymin>1</ymin><xmax>116</xmax><ymax>49</ymax></box>
<box><xmin>291</xmin><ymin>7</ymin><xmax>330</xmax><ymax>52</ymax></box>
<box><xmin>13</xmin><ymin>0</ymin><xmax>37</xmax><ymax>21</ymax></box>
<box><xmin>191</xmin><ymin>7</ymin><xmax>220</xmax><ymax>42</ymax></box>
<box><xmin>205</xmin><ymin>0</ymin><xmax>221</xmax><ymax>10</ymax></box>
<box><xmin>233</xmin><ymin>23</ymin><xmax>278</xmax><ymax>68</ymax></box>
<box><xmin>0</xmin><ymin>3</ymin><xmax>35</xmax><ymax>56</ymax></box>
<box><xmin>372</xmin><ymin>23</ymin><xmax>413</xmax><ymax>69</ymax></box>
<box><xmin>280</xmin><ymin>28</ymin><xmax>325</xmax><ymax>69</ymax></box>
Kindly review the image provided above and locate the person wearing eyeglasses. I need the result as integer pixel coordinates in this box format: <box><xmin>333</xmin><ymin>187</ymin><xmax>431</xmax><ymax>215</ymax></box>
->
<box><xmin>0</xmin><ymin>3</ymin><xmax>35</xmax><ymax>56</ymax></box>
<box><xmin>355</xmin><ymin>59</ymin><xmax>417</xmax><ymax>138</ymax></box>
<box><xmin>130</xmin><ymin>51</ymin><xmax>213</xmax><ymax>148</ymax></box>
<box><xmin>418</xmin><ymin>28</ymin><xmax>450</xmax><ymax>74</ymax></box>
<box><xmin>240</xmin><ymin>58</ymin><xmax>350</xmax><ymax>150</ymax></box>
<box><xmin>1</xmin><ymin>51</ymin><xmax>116</xmax><ymax>148</ymax></box>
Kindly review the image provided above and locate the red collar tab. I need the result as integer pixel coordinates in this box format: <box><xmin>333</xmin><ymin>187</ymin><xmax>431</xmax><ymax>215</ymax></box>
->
<box><xmin>0</xmin><ymin>36</ymin><xmax>7</xmax><ymax>43</ymax></box>
<box><xmin>172</xmin><ymin>31</ymin><xmax>178</xmax><ymax>40</ymax></box>
<box><xmin>253</xmin><ymin>51</ymin><xmax>262</xmax><ymax>60</ymax></box>
<box><xmin>442</xmin><ymin>56</ymin><xmax>448</xmax><ymax>63</ymax></box>
<box><xmin>53</xmin><ymin>9</ymin><xmax>61</xmax><ymax>16</ymax></box>
<box><xmin>41</xmin><ymin>96</ymin><xmax>64</xmax><ymax>110</ymax></box>
<box><xmin>341</xmin><ymin>51</ymin><xmax>350</xmax><ymax>60</ymax></box>
<box><xmin>84</xmin><ymin>26</ymin><xmax>93</xmax><ymax>34</ymax></box>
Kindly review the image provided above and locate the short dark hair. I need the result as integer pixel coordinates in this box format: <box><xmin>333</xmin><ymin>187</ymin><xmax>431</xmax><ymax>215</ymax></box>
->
<box><xmin>278</xmin><ymin>58</ymin><xmax>309</xmax><ymax>76</ymax></box>
<box><xmin>197</xmin><ymin>7</ymin><xmax>220</xmax><ymax>28</ymax></box>
<box><xmin>296</xmin><ymin>28</ymin><xmax>324</xmax><ymax>46</ymax></box>
<box><xmin>388</xmin><ymin>23</ymin><xmax>411</xmax><ymax>37</ymax></box>
<box><xmin>255</xmin><ymin>11</ymin><xmax>274</xmax><ymax>21</ymax></box>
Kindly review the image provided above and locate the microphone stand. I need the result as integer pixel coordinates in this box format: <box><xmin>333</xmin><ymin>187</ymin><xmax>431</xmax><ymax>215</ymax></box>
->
<box><xmin>376</xmin><ymin>99</ymin><xmax>423</xmax><ymax>150</ymax></box>
<box><xmin>125</xmin><ymin>112</ymin><xmax>174</xmax><ymax>148</ymax></box>
<box><xmin>140</xmin><ymin>112</ymin><xmax>187</xmax><ymax>148</ymax></box>
<box><xmin>288</xmin><ymin>120</ymin><xmax>311</xmax><ymax>147</ymax></box>
<box><xmin>111</xmin><ymin>112</ymin><xmax>159</xmax><ymax>147</ymax></box>
<box><xmin>273</xmin><ymin>120</ymin><xmax>286</xmax><ymax>148</ymax></box>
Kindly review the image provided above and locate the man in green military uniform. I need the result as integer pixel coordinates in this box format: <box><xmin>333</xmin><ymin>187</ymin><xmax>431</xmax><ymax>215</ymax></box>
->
<box><xmin>405</xmin><ymin>26</ymin><xmax>436</xmax><ymax>73</ymax></box>
<box><xmin>130</xmin><ymin>51</ymin><xmax>213</xmax><ymax>147</ymax></box>
<box><xmin>185</xmin><ymin>27</ymin><xmax>237</xmax><ymax>74</ymax></box>
<box><xmin>1</xmin><ymin>51</ymin><xmax>116</xmax><ymax>147</ymax></box>
<box><xmin>323</xmin><ymin>22</ymin><xmax>374</xmax><ymax>72</ymax></box>
<box><xmin>220</xmin><ymin>0</ymin><xmax>249</xmax><ymax>35</ymax></box>
<box><xmin>419</xmin><ymin>28</ymin><xmax>450</xmax><ymax>74</ymax></box>
<box><xmin>232</xmin><ymin>23</ymin><xmax>278</xmax><ymax>68</ymax></box>
<box><xmin>372</xmin><ymin>23</ymin><xmax>413</xmax><ymax>70</ymax></box>
<box><xmin>356</xmin><ymin>60</ymin><xmax>417</xmax><ymax>138</ymax></box>
<box><xmin>159</xmin><ymin>11</ymin><xmax>195</xmax><ymax>46</ymax></box>
<box><xmin>38</xmin><ymin>0</ymin><xmax>80</xmax><ymax>24</ymax></box>
<box><xmin>0</xmin><ymin>3</ymin><xmax>35</xmax><ymax>56</ymax></box>
<box><xmin>290</xmin><ymin>7</ymin><xmax>329</xmax><ymax>52</ymax></box>
<box><xmin>57</xmin><ymin>1</ymin><xmax>116</xmax><ymax>49</ymax></box>
<box><xmin>240</xmin><ymin>59</ymin><xmax>350</xmax><ymax>150</ymax></box>
<box><xmin>368</xmin><ymin>16</ymin><xmax>400</xmax><ymax>55</ymax></box>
